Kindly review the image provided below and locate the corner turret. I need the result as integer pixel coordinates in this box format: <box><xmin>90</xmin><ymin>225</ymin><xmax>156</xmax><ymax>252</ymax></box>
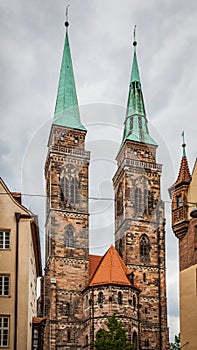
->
<box><xmin>169</xmin><ymin>132</ymin><xmax>192</xmax><ymax>239</ymax></box>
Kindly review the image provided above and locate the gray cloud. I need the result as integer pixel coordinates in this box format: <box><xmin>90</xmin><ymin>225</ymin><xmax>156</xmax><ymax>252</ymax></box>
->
<box><xmin>1</xmin><ymin>0</ymin><xmax>197</xmax><ymax>341</ymax></box>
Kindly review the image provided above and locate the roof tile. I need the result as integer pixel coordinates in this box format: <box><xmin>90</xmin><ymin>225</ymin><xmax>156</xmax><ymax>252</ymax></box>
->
<box><xmin>175</xmin><ymin>156</ymin><xmax>192</xmax><ymax>186</ymax></box>
<box><xmin>89</xmin><ymin>245</ymin><xmax>132</xmax><ymax>287</ymax></box>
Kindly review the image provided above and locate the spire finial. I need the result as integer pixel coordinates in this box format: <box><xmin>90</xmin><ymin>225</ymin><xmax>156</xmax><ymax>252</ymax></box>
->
<box><xmin>65</xmin><ymin>4</ymin><xmax>70</xmax><ymax>28</ymax></box>
<box><xmin>182</xmin><ymin>131</ymin><xmax>186</xmax><ymax>158</ymax></box>
<box><xmin>133</xmin><ymin>25</ymin><xmax>137</xmax><ymax>48</ymax></box>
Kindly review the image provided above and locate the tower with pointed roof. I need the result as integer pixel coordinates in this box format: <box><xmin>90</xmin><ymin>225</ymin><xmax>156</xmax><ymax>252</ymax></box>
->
<box><xmin>113</xmin><ymin>30</ymin><xmax>169</xmax><ymax>349</ymax></box>
<box><xmin>43</xmin><ymin>14</ymin><xmax>90</xmax><ymax>349</ymax></box>
<box><xmin>169</xmin><ymin>134</ymin><xmax>192</xmax><ymax>240</ymax></box>
<box><xmin>169</xmin><ymin>136</ymin><xmax>197</xmax><ymax>349</ymax></box>
<box><xmin>42</xmin><ymin>16</ymin><xmax>170</xmax><ymax>349</ymax></box>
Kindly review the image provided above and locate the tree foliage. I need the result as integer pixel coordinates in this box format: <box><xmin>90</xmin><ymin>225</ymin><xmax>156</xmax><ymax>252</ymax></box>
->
<box><xmin>170</xmin><ymin>333</ymin><xmax>180</xmax><ymax>350</ymax></box>
<box><xmin>94</xmin><ymin>314</ymin><xmax>134</xmax><ymax>350</ymax></box>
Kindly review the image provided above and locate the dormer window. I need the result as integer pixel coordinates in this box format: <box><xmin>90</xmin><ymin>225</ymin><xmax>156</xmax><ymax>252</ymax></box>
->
<box><xmin>74</xmin><ymin>136</ymin><xmax>78</xmax><ymax>144</ymax></box>
<box><xmin>145</xmin><ymin>151</ymin><xmax>149</xmax><ymax>158</ymax></box>
<box><xmin>176</xmin><ymin>195</ymin><xmax>182</xmax><ymax>208</ymax></box>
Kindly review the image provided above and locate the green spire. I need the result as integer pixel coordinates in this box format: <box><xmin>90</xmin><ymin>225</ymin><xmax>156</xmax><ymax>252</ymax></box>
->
<box><xmin>122</xmin><ymin>26</ymin><xmax>156</xmax><ymax>146</ymax></box>
<box><xmin>53</xmin><ymin>9</ymin><xmax>86</xmax><ymax>131</ymax></box>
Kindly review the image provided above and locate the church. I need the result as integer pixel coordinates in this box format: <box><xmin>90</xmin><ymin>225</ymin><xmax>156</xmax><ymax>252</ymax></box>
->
<box><xmin>40</xmin><ymin>16</ymin><xmax>169</xmax><ymax>350</ymax></box>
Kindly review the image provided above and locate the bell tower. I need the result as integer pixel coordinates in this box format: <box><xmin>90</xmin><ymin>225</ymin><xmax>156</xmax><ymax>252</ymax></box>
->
<box><xmin>43</xmin><ymin>12</ymin><xmax>90</xmax><ymax>349</ymax></box>
<box><xmin>113</xmin><ymin>29</ymin><xmax>169</xmax><ymax>349</ymax></box>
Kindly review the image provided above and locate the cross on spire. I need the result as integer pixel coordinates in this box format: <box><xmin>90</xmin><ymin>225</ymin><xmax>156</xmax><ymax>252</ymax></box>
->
<box><xmin>182</xmin><ymin>131</ymin><xmax>186</xmax><ymax>158</ymax></box>
<box><xmin>133</xmin><ymin>25</ymin><xmax>137</xmax><ymax>49</ymax></box>
<box><xmin>65</xmin><ymin>4</ymin><xmax>70</xmax><ymax>28</ymax></box>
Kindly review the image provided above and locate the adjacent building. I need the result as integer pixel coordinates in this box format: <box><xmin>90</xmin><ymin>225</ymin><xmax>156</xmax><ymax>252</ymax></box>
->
<box><xmin>169</xmin><ymin>140</ymin><xmax>197</xmax><ymax>350</ymax></box>
<box><xmin>0</xmin><ymin>177</ymin><xmax>42</xmax><ymax>350</ymax></box>
<box><xmin>41</xmin><ymin>18</ymin><xmax>169</xmax><ymax>350</ymax></box>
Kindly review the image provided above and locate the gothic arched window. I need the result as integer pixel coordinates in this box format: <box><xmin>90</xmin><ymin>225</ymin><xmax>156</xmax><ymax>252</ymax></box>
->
<box><xmin>70</xmin><ymin>177</ymin><xmax>75</xmax><ymax>204</ymax></box>
<box><xmin>144</xmin><ymin>190</ymin><xmax>154</xmax><ymax>215</ymax></box>
<box><xmin>117</xmin><ymin>183</ymin><xmax>123</xmax><ymax>217</ymax></box>
<box><xmin>132</xmin><ymin>331</ymin><xmax>138</xmax><ymax>350</ymax></box>
<box><xmin>65</xmin><ymin>302</ymin><xmax>70</xmax><ymax>316</ymax></box>
<box><xmin>143</xmin><ymin>272</ymin><xmax>146</xmax><ymax>282</ymax></box>
<box><xmin>70</xmin><ymin>177</ymin><xmax>80</xmax><ymax>204</ymax></box>
<box><xmin>60</xmin><ymin>177</ymin><xmax>65</xmax><ymax>202</ymax></box>
<box><xmin>60</xmin><ymin>165</ymin><xmax>80</xmax><ymax>207</ymax></box>
<box><xmin>98</xmin><ymin>291</ymin><xmax>104</xmax><ymax>304</ymax></box>
<box><xmin>67</xmin><ymin>330</ymin><xmax>71</xmax><ymax>342</ymax></box>
<box><xmin>85</xmin><ymin>335</ymin><xmax>88</xmax><ymax>346</ymax></box>
<box><xmin>133</xmin><ymin>295</ymin><xmax>136</xmax><ymax>310</ymax></box>
<box><xmin>134</xmin><ymin>187</ymin><xmax>142</xmax><ymax>215</ymax></box>
<box><xmin>60</xmin><ymin>177</ymin><xmax>69</xmax><ymax>202</ymax></box>
<box><xmin>134</xmin><ymin>177</ymin><xmax>154</xmax><ymax>216</ymax></box>
<box><xmin>140</xmin><ymin>234</ymin><xmax>150</xmax><ymax>258</ymax></box>
<box><xmin>65</xmin><ymin>225</ymin><xmax>74</xmax><ymax>248</ymax></box>
<box><xmin>118</xmin><ymin>291</ymin><xmax>122</xmax><ymax>305</ymax></box>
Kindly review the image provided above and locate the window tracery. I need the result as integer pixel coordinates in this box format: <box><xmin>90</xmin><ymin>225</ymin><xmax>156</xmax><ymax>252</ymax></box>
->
<box><xmin>134</xmin><ymin>177</ymin><xmax>154</xmax><ymax>216</ymax></box>
<box><xmin>140</xmin><ymin>234</ymin><xmax>150</xmax><ymax>259</ymax></box>
<box><xmin>60</xmin><ymin>165</ymin><xmax>80</xmax><ymax>207</ymax></box>
<box><xmin>65</xmin><ymin>225</ymin><xmax>74</xmax><ymax>248</ymax></box>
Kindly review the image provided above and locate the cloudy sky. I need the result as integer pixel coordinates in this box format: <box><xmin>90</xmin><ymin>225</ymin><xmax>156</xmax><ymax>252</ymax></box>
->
<box><xmin>1</xmin><ymin>0</ymin><xmax>197</xmax><ymax>342</ymax></box>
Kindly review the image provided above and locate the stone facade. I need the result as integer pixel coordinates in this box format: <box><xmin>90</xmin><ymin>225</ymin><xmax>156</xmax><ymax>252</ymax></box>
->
<box><xmin>42</xmin><ymin>122</ymin><xmax>170</xmax><ymax>349</ymax></box>
<box><xmin>83</xmin><ymin>285</ymin><xmax>140</xmax><ymax>348</ymax></box>
<box><xmin>43</xmin><ymin>124</ymin><xmax>90</xmax><ymax>349</ymax></box>
<box><xmin>42</xmin><ymin>23</ymin><xmax>169</xmax><ymax>350</ymax></box>
<box><xmin>113</xmin><ymin>140</ymin><xmax>169</xmax><ymax>349</ymax></box>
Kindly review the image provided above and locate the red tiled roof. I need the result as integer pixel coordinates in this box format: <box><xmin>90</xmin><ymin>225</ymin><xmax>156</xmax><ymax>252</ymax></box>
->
<box><xmin>175</xmin><ymin>156</ymin><xmax>192</xmax><ymax>186</ymax></box>
<box><xmin>89</xmin><ymin>245</ymin><xmax>132</xmax><ymax>287</ymax></box>
<box><xmin>89</xmin><ymin>254</ymin><xmax>102</xmax><ymax>280</ymax></box>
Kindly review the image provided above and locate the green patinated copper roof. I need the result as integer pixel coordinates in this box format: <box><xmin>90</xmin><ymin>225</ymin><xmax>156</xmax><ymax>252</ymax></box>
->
<box><xmin>53</xmin><ymin>28</ymin><xmax>86</xmax><ymax>131</ymax></box>
<box><xmin>121</xmin><ymin>41</ymin><xmax>157</xmax><ymax>146</ymax></box>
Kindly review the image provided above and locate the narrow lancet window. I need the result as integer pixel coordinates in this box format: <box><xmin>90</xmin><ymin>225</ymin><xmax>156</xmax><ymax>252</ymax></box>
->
<box><xmin>140</xmin><ymin>234</ymin><xmax>150</xmax><ymax>259</ymax></box>
<box><xmin>65</xmin><ymin>225</ymin><xmax>74</xmax><ymax>248</ymax></box>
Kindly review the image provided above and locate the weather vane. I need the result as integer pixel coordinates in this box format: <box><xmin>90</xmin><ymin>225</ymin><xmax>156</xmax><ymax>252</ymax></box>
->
<box><xmin>65</xmin><ymin>4</ymin><xmax>70</xmax><ymax>27</ymax></box>
<box><xmin>133</xmin><ymin>25</ymin><xmax>137</xmax><ymax>47</ymax></box>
